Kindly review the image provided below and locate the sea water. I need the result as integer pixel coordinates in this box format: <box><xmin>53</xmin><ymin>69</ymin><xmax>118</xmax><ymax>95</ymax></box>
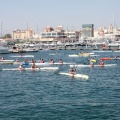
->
<box><xmin>0</xmin><ymin>50</ymin><xmax>120</xmax><ymax>120</ymax></box>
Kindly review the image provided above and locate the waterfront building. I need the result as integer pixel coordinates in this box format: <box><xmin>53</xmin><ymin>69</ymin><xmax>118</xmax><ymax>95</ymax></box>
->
<box><xmin>12</xmin><ymin>29</ymin><xmax>33</xmax><ymax>40</ymax></box>
<box><xmin>101</xmin><ymin>24</ymin><xmax>120</xmax><ymax>41</ymax></box>
<box><xmin>64</xmin><ymin>30</ymin><xmax>79</xmax><ymax>42</ymax></box>
<box><xmin>82</xmin><ymin>24</ymin><xmax>94</xmax><ymax>38</ymax></box>
<box><xmin>40</xmin><ymin>26</ymin><xmax>80</xmax><ymax>43</ymax></box>
<box><xmin>40</xmin><ymin>26</ymin><xmax>64</xmax><ymax>43</ymax></box>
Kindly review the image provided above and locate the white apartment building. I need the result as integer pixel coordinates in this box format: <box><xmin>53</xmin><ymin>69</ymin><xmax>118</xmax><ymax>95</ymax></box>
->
<box><xmin>39</xmin><ymin>26</ymin><xmax>80</xmax><ymax>43</ymax></box>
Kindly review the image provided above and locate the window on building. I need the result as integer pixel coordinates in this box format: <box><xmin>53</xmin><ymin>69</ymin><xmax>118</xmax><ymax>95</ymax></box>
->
<box><xmin>47</xmin><ymin>33</ymin><xmax>51</xmax><ymax>36</ymax></box>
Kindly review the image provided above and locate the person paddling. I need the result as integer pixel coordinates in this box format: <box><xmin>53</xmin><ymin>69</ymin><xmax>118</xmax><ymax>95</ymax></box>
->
<box><xmin>1</xmin><ymin>56</ymin><xmax>5</xmax><ymax>60</ymax></box>
<box><xmin>18</xmin><ymin>64</ymin><xmax>24</xmax><ymax>70</ymax></box>
<box><xmin>49</xmin><ymin>59</ymin><xmax>54</xmax><ymax>63</ymax></box>
<box><xmin>15</xmin><ymin>58</ymin><xmax>19</xmax><ymax>62</ymax></box>
<box><xmin>31</xmin><ymin>59</ymin><xmax>35</xmax><ymax>63</ymax></box>
<box><xmin>99</xmin><ymin>60</ymin><xmax>104</xmax><ymax>67</ymax></box>
<box><xmin>31</xmin><ymin>63</ymin><xmax>37</xmax><ymax>69</ymax></box>
<box><xmin>59</xmin><ymin>59</ymin><xmax>63</xmax><ymax>64</ymax></box>
<box><xmin>39</xmin><ymin>58</ymin><xmax>44</xmax><ymax>63</ymax></box>
<box><xmin>90</xmin><ymin>61</ymin><xmax>94</xmax><ymax>67</ymax></box>
<box><xmin>114</xmin><ymin>56</ymin><xmax>119</xmax><ymax>59</ymax></box>
<box><xmin>69</xmin><ymin>67</ymin><xmax>76</xmax><ymax>75</ymax></box>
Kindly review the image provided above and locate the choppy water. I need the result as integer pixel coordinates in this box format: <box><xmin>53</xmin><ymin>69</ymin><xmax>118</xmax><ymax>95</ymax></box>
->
<box><xmin>0</xmin><ymin>50</ymin><xmax>120</xmax><ymax>120</ymax></box>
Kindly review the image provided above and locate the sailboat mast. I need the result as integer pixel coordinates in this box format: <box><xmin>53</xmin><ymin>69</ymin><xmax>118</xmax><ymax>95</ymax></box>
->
<box><xmin>113</xmin><ymin>13</ymin><xmax>115</xmax><ymax>33</ymax></box>
<box><xmin>1</xmin><ymin>22</ymin><xmax>2</xmax><ymax>38</ymax></box>
<box><xmin>27</xmin><ymin>22</ymin><xmax>28</xmax><ymax>40</ymax></box>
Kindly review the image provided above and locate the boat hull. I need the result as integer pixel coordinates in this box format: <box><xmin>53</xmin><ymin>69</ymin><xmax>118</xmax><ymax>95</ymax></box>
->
<box><xmin>70</xmin><ymin>64</ymin><xmax>117</xmax><ymax>68</ymax></box>
<box><xmin>59</xmin><ymin>72</ymin><xmax>89</xmax><ymax>79</ymax></box>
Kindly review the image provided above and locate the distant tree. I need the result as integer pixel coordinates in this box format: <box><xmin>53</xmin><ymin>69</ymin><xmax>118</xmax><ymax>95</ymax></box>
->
<box><xmin>3</xmin><ymin>34</ymin><xmax>12</xmax><ymax>39</ymax></box>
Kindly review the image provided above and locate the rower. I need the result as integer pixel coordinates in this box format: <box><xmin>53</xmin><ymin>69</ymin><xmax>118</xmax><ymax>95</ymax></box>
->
<box><xmin>69</xmin><ymin>67</ymin><xmax>76</xmax><ymax>75</ymax></box>
<box><xmin>18</xmin><ymin>64</ymin><xmax>24</xmax><ymax>70</ymax></box>
<box><xmin>49</xmin><ymin>59</ymin><xmax>54</xmax><ymax>63</ymax></box>
<box><xmin>90</xmin><ymin>61</ymin><xmax>94</xmax><ymax>67</ymax></box>
<box><xmin>31</xmin><ymin>63</ymin><xmax>37</xmax><ymax>69</ymax></box>
<box><xmin>31</xmin><ymin>59</ymin><xmax>35</xmax><ymax>63</ymax></box>
<box><xmin>114</xmin><ymin>56</ymin><xmax>119</xmax><ymax>59</ymax></box>
<box><xmin>99</xmin><ymin>60</ymin><xmax>104</xmax><ymax>66</ymax></box>
<box><xmin>15</xmin><ymin>58</ymin><xmax>19</xmax><ymax>62</ymax></box>
<box><xmin>1</xmin><ymin>56</ymin><xmax>5</xmax><ymax>60</ymax></box>
<box><xmin>39</xmin><ymin>58</ymin><xmax>44</xmax><ymax>63</ymax></box>
<box><xmin>89</xmin><ymin>57</ymin><xmax>93</xmax><ymax>61</ymax></box>
<box><xmin>59</xmin><ymin>59</ymin><xmax>63</xmax><ymax>64</ymax></box>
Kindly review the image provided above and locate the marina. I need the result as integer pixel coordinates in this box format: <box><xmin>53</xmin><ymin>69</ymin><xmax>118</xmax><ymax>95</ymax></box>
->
<box><xmin>1</xmin><ymin>0</ymin><xmax>120</xmax><ymax>119</ymax></box>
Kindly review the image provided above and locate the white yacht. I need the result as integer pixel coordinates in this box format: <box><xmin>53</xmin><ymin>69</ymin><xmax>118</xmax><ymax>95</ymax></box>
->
<box><xmin>0</xmin><ymin>44</ymin><xmax>9</xmax><ymax>54</ymax></box>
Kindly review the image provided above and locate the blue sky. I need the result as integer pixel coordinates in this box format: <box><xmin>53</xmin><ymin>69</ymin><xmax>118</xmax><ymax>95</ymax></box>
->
<box><xmin>0</xmin><ymin>0</ymin><xmax>120</xmax><ymax>34</ymax></box>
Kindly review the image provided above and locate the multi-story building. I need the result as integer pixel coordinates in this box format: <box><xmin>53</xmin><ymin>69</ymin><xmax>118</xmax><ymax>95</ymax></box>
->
<box><xmin>41</xmin><ymin>26</ymin><xmax>64</xmax><ymax>38</ymax></box>
<box><xmin>39</xmin><ymin>26</ymin><xmax>63</xmax><ymax>43</ymax></box>
<box><xmin>64</xmin><ymin>31</ymin><xmax>80</xmax><ymax>42</ymax></box>
<box><xmin>82</xmin><ymin>24</ymin><xmax>94</xmax><ymax>38</ymax></box>
<box><xmin>40</xmin><ymin>26</ymin><xmax>80</xmax><ymax>43</ymax></box>
<box><xmin>12</xmin><ymin>29</ymin><xmax>33</xmax><ymax>40</ymax></box>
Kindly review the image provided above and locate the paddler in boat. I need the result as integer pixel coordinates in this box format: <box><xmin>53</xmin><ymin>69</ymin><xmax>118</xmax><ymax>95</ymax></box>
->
<box><xmin>31</xmin><ymin>63</ymin><xmax>37</xmax><ymax>69</ymax></box>
<box><xmin>114</xmin><ymin>56</ymin><xmax>119</xmax><ymax>59</ymax></box>
<box><xmin>1</xmin><ymin>56</ymin><xmax>5</xmax><ymax>60</ymax></box>
<box><xmin>39</xmin><ymin>58</ymin><xmax>44</xmax><ymax>63</ymax></box>
<box><xmin>49</xmin><ymin>59</ymin><xmax>54</xmax><ymax>64</ymax></box>
<box><xmin>59</xmin><ymin>59</ymin><xmax>63</xmax><ymax>64</ymax></box>
<box><xmin>88</xmin><ymin>57</ymin><xmax>93</xmax><ymax>61</ymax></box>
<box><xmin>19</xmin><ymin>52</ymin><xmax>22</xmax><ymax>56</ymax></box>
<box><xmin>90</xmin><ymin>61</ymin><xmax>94</xmax><ymax>67</ymax></box>
<box><xmin>99</xmin><ymin>60</ymin><xmax>104</xmax><ymax>67</ymax></box>
<box><xmin>31</xmin><ymin>59</ymin><xmax>35</xmax><ymax>63</ymax></box>
<box><xmin>15</xmin><ymin>58</ymin><xmax>19</xmax><ymax>62</ymax></box>
<box><xmin>18</xmin><ymin>64</ymin><xmax>24</xmax><ymax>70</ymax></box>
<box><xmin>69</xmin><ymin>67</ymin><xmax>76</xmax><ymax>75</ymax></box>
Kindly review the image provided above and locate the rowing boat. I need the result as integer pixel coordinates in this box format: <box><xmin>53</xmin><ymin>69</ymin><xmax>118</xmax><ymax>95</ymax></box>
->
<box><xmin>68</xmin><ymin>54</ymin><xmax>99</xmax><ymax>57</ymax></box>
<box><xmin>59</xmin><ymin>72</ymin><xmax>89</xmax><ymax>80</ymax></box>
<box><xmin>22</xmin><ymin>62</ymin><xmax>29</xmax><ymax>66</ymax></box>
<box><xmin>13</xmin><ymin>61</ymin><xmax>75</xmax><ymax>65</ymax></box>
<box><xmin>0</xmin><ymin>61</ymin><xmax>13</xmax><ymax>64</ymax></box>
<box><xmin>0</xmin><ymin>60</ymin><xmax>15</xmax><ymax>62</ymax></box>
<box><xmin>100</xmin><ymin>58</ymin><xmax>120</xmax><ymax>60</ymax></box>
<box><xmin>13</xmin><ymin>62</ymin><xmax>30</xmax><ymax>66</ymax></box>
<box><xmin>10</xmin><ymin>55</ymin><xmax>34</xmax><ymax>58</ymax></box>
<box><xmin>89</xmin><ymin>59</ymin><xmax>96</xmax><ymax>62</ymax></box>
<box><xmin>70</xmin><ymin>64</ymin><xmax>117</xmax><ymax>68</ymax></box>
<box><xmin>1</xmin><ymin>67</ymin><xmax>59</xmax><ymax>71</ymax></box>
<box><xmin>29</xmin><ymin>62</ymin><xmax>75</xmax><ymax>66</ymax></box>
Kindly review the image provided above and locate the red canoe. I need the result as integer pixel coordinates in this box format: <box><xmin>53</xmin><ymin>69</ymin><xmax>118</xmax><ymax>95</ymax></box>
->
<box><xmin>100</xmin><ymin>58</ymin><xmax>111</xmax><ymax>60</ymax></box>
<box><xmin>100</xmin><ymin>57</ymin><xmax>120</xmax><ymax>60</ymax></box>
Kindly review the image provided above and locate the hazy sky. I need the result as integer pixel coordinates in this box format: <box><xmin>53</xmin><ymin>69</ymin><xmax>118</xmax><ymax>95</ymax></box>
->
<box><xmin>0</xmin><ymin>0</ymin><xmax>120</xmax><ymax>34</ymax></box>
